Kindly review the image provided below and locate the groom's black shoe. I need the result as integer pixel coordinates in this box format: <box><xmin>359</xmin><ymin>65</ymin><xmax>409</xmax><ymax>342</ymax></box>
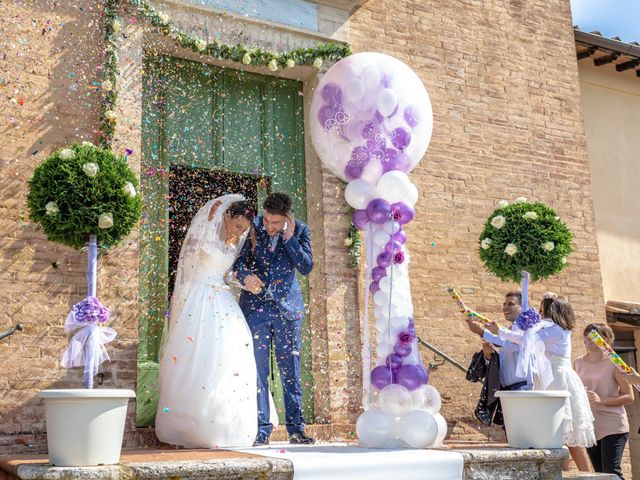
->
<box><xmin>253</xmin><ymin>435</ymin><xmax>269</xmax><ymax>447</ymax></box>
<box><xmin>289</xmin><ymin>432</ymin><xmax>316</xmax><ymax>445</ymax></box>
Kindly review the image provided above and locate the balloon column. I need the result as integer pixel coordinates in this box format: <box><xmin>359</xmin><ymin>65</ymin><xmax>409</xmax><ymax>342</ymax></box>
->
<box><xmin>310</xmin><ymin>52</ymin><xmax>446</xmax><ymax>448</ymax></box>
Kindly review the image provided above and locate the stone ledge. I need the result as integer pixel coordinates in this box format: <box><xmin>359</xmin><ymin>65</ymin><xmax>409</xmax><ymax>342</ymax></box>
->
<box><xmin>456</xmin><ymin>447</ymin><xmax>567</xmax><ymax>480</ymax></box>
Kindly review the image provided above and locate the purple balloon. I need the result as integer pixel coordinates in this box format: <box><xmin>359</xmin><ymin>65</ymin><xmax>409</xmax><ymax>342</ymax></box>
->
<box><xmin>407</xmin><ymin>317</ymin><xmax>415</xmax><ymax>331</ymax></box>
<box><xmin>396</xmin><ymin>364</ymin><xmax>429</xmax><ymax>391</ymax></box>
<box><xmin>391</xmin><ymin>127</ymin><xmax>411</xmax><ymax>151</ymax></box>
<box><xmin>366</xmin><ymin>198</ymin><xmax>391</xmax><ymax>224</ymax></box>
<box><xmin>370</xmin><ymin>281</ymin><xmax>380</xmax><ymax>294</ymax></box>
<box><xmin>394</xmin><ymin>341</ymin><xmax>412</xmax><ymax>357</ymax></box>
<box><xmin>393</xmin><ymin>229</ymin><xmax>407</xmax><ymax>245</ymax></box>
<box><xmin>361</xmin><ymin>118</ymin><xmax>380</xmax><ymax>139</ymax></box>
<box><xmin>371</xmin><ymin>365</ymin><xmax>394</xmax><ymax>390</ymax></box>
<box><xmin>391</xmin><ymin>202</ymin><xmax>415</xmax><ymax>225</ymax></box>
<box><xmin>377</xmin><ymin>251</ymin><xmax>392</xmax><ymax>268</ymax></box>
<box><xmin>321</xmin><ymin>83</ymin><xmax>342</xmax><ymax>103</ymax></box>
<box><xmin>349</xmin><ymin>146</ymin><xmax>371</xmax><ymax>168</ymax></box>
<box><xmin>345</xmin><ymin>164</ymin><xmax>363</xmax><ymax>181</ymax></box>
<box><xmin>404</xmin><ymin>106</ymin><xmax>420</xmax><ymax>128</ymax></box>
<box><xmin>386</xmin><ymin>353</ymin><xmax>403</xmax><ymax>370</ymax></box>
<box><xmin>381</xmin><ymin>148</ymin><xmax>400</xmax><ymax>173</ymax></box>
<box><xmin>352</xmin><ymin>209</ymin><xmax>369</xmax><ymax>230</ymax></box>
<box><xmin>385</xmin><ymin>240</ymin><xmax>403</xmax><ymax>255</ymax></box>
<box><xmin>372</xmin><ymin>266</ymin><xmax>387</xmax><ymax>282</ymax></box>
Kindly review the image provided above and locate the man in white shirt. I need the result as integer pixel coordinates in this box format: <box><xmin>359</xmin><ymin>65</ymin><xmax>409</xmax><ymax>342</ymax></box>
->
<box><xmin>466</xmin><ymin>292</ymin><xmax>529</xmax><ymax>391</ymax></box>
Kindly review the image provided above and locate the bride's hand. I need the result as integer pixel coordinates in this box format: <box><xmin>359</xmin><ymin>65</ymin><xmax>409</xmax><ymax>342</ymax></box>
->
<box><xmin>208</xmin><ymin>200</ymin><xmax>223</xmax><ymax>221</ymax></box>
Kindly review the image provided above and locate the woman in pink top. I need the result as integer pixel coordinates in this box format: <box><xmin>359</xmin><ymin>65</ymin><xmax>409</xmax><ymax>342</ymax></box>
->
<box><xmin>575</xmin><ymin>323</ymin><xmax>634</xmax><ymax>480</ymax></box>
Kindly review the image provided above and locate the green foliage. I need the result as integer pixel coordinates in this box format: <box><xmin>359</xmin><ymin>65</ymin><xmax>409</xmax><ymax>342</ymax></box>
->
<box><xmin>478</xmin><ymin>201</ymin><xmax>573</xmax><ymax>282</ymax></box>
<box><xmin>27</xmin><ymin>144</ymin><xmax>142</xmax><ymax>250</ymax></box>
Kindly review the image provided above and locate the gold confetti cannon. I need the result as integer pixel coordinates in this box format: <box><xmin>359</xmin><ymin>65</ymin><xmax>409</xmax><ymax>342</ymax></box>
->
<box><xmin>447</xmin><ymin>286</ymin><xmax>492</xmax><ymax>323</ymax></box>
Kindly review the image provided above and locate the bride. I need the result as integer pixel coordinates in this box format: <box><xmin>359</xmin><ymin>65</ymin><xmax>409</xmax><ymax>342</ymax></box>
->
<box><xmin>155</xmin><ymin>194</ymin><xmax>259</xmax><ymax>448</ymax></box>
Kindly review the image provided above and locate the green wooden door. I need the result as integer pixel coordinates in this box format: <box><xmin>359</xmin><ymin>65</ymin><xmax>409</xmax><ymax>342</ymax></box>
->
<box><xmin>137</xmin><ymin>56</ymin><xmax>312</xmax><ymax>427</ymax></box>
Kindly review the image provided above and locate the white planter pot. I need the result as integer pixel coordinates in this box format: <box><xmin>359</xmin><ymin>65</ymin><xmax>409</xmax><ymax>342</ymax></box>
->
<box><xmin>39</xmin><ymin>389</ymin><xmax>135</xmax><ymax>466</ymax></box>
<box><xmin>495</xmin><ymin>390</ymin><xmax>568</xmax><ymax>449</ymax></box>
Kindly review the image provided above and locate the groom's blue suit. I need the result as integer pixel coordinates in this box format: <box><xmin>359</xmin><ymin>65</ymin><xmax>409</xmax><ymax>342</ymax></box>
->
<box><xmin>233</xmin><ymin>215</ymin><xmax>313</xmax><ymax>440</ymax></box>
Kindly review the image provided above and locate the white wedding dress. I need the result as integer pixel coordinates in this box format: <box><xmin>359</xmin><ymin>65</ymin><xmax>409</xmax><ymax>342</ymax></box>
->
<box><xmin>155</xmin><ymin>195</ymin><xmax>258</xmax><ymax>448</ymax></box>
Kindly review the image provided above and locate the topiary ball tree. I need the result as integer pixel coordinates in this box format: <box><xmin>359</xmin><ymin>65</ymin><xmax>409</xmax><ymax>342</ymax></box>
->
<box><xmin>478</xmin><ymin>199</ymin><xmax>573</xmax><ymax>283</ymax></box>
<box><xmin>27</xmin><ymin>143</ymin><xmax>141</xmax><ymax>250</ymax></box>
<box><xmin>27</xmin><ymin>142</ymin><xmax>141</xmax><ymax>388</ymax></box>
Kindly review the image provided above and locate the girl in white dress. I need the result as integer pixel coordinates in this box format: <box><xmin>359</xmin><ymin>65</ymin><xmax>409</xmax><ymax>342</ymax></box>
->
<box><xmin>155</xmin><ymin>194</ymin><xmax>259</xmax><ymax>448</ymax></box>
<box><xmin>487</xmin><ymin>293</ymin><xmax>595</xmax><ymax>471</ymax></box>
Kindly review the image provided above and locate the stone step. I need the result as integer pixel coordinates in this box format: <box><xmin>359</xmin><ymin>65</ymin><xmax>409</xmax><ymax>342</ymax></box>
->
<box><xmin>0</xmin><ymin>444</ymin><xmax>568</xmax><ymax>480</ymax></box>
<box><xmin>562</xmin><ymin>473</ymin><xmax>619</xmax><ymax>480</ymax></box>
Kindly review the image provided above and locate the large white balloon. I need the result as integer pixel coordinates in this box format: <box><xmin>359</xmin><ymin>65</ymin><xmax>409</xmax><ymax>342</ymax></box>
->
<box><xmin>356</xmin><ymin>409</ymin><xmax>395</xmax><ymax>448</ymax></box>
<box><xmin>310</xmin><ymin>52</ymin><xmax>433</xmax><ymax>182</ymax></box>
<box><xmin>377</xmin><ymin>171</ymin><xmax>415</xmax><ymax>205</ymax></box>
<box><xmin>432</xmin><ymin>413</ymin><xmax>448</xmax><ymax>447</ymax></box>
<box><xmin>395</xmin><ymin>410</ymin><xmax>438</xmax><ymax>449</ymax></box>
<box><xmin>377</xmin><ymin>384</ymin><xmax>413</xmax><ymax>416</ymax></box>
<box><xmin>411</xmin><ymin>384</ymin><xmax>442</xmax><ymax>414</ymax></box>
<box><xmin>345</xmin><ymin>180</ymin><xmax>378</xmax><ymax>210</ymax></box>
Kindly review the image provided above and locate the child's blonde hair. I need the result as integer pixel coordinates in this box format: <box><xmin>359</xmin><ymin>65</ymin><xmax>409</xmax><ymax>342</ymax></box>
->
<box><xmin>540</xmin><ymin>294</ymin><xmax>575</xmax><ymax>330</ymax></box>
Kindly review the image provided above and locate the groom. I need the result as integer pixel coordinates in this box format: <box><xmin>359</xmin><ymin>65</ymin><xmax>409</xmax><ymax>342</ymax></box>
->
<box><xmin>234</xmin><ymin>192</ymin><xmax>315</xmax><ymax>446</ymax></box>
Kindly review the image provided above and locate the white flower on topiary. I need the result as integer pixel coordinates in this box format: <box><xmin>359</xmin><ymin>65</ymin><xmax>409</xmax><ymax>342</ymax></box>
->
<box><xmin>523</xmin><ymin>211</ymin><xmax>538</xmax><ymax>220</ymax></box>
<box><xmin>98</xmin><ymin>213</ymin><xmax>114</xmax><ymax>229</ymax></box>
<box><xmin>504</xmin><ymin>243</ymin><xmax>518</xmax><ymax>256</ymax></box>
<box><xmin>496</xmin><ymin>200</ymin><xmax>509</xmax><ymax>208</ymax></box>
<box><xmin>543</xmin><ymin>241</ymin><xmax>555</xmax><ymax>252</ymax></box>
<box><xmin>195</xmin><ymin>39</ymin><xmax>207</xmax><ymax>52</ymax></box>
<box><xmin>286</xmin><ymin>58</ymin><xmax>295</xmax><ymax>68</ymax></box>
<box><xmin>561</xmin><ymin>257</ymin><xmax>567</xmax><ymax>264</ymax></box>
<box><xmin>82</xmin><ymin>141</ymin><xmax>94</xmax><ymax>147</ymax></box>
<box><xmin>481</xmin><ymin>238</ymin><xmax>492</xmax><ymax>250</ymax></box>
<box><xmin>45</xmin><ymin>202</ymin><xmax>59</xmax><ymax>215</ymax></box>
<box><xmin>123</xmin><ymin>182</ymin><xmax>136</xmax><ymax>197</ymax></box>
<box><xmin>491</xmin><ymin>215</ymin><xmax>506</xmax><ymax>229</ymax></box>
<box><xmin>268</xmin><ymin>59</ymin><xmax>278</xmax><ymax>71</ymax></box>
<box><xmin>242</xmin><ymin>52</ymin><xmax>252</xmax><ymax>65</ymax></box>
<box><xmin>82</xmin><ymin>162</ymin><xmax>99</xmax><ymax>178</ymax></box>
<box><xmin>313</xmin><ymin>57</ymin><xmax>323</xmax><ymax>68</ymax></box>
<box><xmin>515</xmin><ymin>196</ymin><xmax>527</xmax><ymax>204</ymax></box>
<box><xmin>59</xmin><ymin>149</ymin><xmax>75</xmax><ymax>159</ymax></box>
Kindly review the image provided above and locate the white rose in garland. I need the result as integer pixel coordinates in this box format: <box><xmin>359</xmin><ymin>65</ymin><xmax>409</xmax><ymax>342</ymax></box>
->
<box><xmin>313</xmin><ymin>57</ymin><xmax>323</xmax><ymax>68</ymax></box>
<box><xmin>195</xmin><ymin>39</ymin><xmax>207</xmax><ymax>52</ymax></box>
<box><xmin>242</xmin><ymin>52</ymin><xmax>252</xmax><ymax>65</ymax></box>
<box><xmin>268</xmin><ymin>59</ymin><xmax>278</xmax><ymax>71</ymax></box>
<box><xmin>158</xmin><ymin>12</ymin><xmax>170</xmax><ymax>25</ymax></box>
<box><xmin>478</xmin><ymin>200</ymin><xmax>573</xmax><ymax>282</ymax></box>
<box><xmin>286</xmin><ymin>58</ymin><xmax>296</xmax><ymax>68</ymax></box>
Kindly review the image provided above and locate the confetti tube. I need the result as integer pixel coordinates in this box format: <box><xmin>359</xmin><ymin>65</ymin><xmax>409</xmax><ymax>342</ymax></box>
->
<box><xmin>447</xmin><ymin>286</ymin><xmax>492</xmax><ymax>323</ymax></box>
<box><xmin>588</xmin><ymin>329</ymin><xmax>640</xmax><ymax>392</ymax></box>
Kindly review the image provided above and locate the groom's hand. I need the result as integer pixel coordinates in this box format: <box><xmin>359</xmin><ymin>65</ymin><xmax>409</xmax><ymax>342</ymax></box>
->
<box><xmin>244</xmin><ymin>274</ymin><xmax>265</xmax><ymax>294</ymax></box>
<box><xmin>282</xmin><ymin>211</ymin><xmax>296</xmax><ymax>242</ymax></box>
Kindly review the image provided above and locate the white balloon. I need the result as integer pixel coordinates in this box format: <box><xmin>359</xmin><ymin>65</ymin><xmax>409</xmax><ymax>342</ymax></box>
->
<box><xmin>384</xmin><ymin>221</ymin><xmax>401</xmax><ymax>235</ymax></box>
<box><xmin>377</xmin><ymin>384</ymin><xmax>413</xmax><ymax>416</ymax></box>
<box><xmin>396</xmin><ymin>410</ymin><xmax>438</xmax><ymax>449</ymax></box>
<box><xmin>376</xmin><ymin>171</ymin><xmax>413</xmax><ymax>204</ymax></box>
<box><xmin>377</xmin><ymin>88</ymin><xmax>399</xmax><ymax>117</ymax></box>
<box><xmin>356</xmin><ymin>409</ymin><xmax>395</xmax><ymax>448</ymax></box>
<box><xmin>344</xmin><ymin>78</ymin><xmax>366</xmax><ymax>103</ymax></box>
<box><xmin>373</xmin><ymin>290</ymin><xmax>390</xmax><ymax>307</ymax></box>
<box><xmin>379</xmin><ymin>276</ymin><xmax>392</xmax><ymax>293</ymax></box>
<box><xmin>375</xmin><ymin>315</ymin><xmax>391</xmax><ymax>332</ymax></box>
<box><xmin>383</xmin><ymin>438</ymin><xmax>408</xmax><ymax>449</ymax></box>
<box><xmin>345</xmin><ymin>180</ymin><xmax>377</xmax><ymax>210</ymax></box>
<box><xmin>360</xmin><ymin>158</ymin><xmax>383</xmax><ymax>184</ymax></box>
<box><xmin>372</xmin><ymin>229</ymin><xmax>391</xmax><ymax>247</ymax></box>
<box><xmin>362</xmin><ymin>65</ymin><xmax>382</xmax><ymax>90</ymax></box>
<box><xmin>406</xmin><ymin>181</ymin><xmax>419</xmax><ymax>206</ymax></box>
<box><xmin>432</xmin><ymin>413</ymin><xmax>448</xmax><ymax>447</ymax></box>
<box><xmin>423</xmin><ymin>385</ymin><xmax>442</xmax><ymax>415</ymax></box>
<box><xmin>376</xmin><ymin>341</ymin><xmax>393</xmax><ymax>359</ymax></box>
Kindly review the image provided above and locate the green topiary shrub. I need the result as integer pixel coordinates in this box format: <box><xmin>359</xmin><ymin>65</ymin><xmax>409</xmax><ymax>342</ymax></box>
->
<box><xmin>478</xmin><ymin>199</ymin><xmax>573</xmax><ymax>283</ymax></box>
<box><xmin>27</xmin><ymin>143</ymin><xmax>142</xmax><ymax>250</ymax></box>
